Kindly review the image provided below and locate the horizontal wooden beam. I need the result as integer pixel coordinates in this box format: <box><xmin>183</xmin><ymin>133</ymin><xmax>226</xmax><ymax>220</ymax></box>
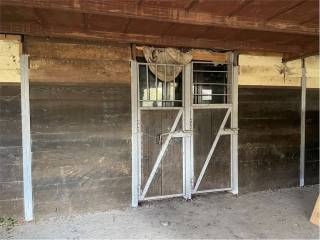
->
<box><xmin>0</xmin><ymin>22</ymin><xmax>303</xmax><ymax>53</ymax></box>
<box><xmin>0</xmin><ymin>0</ymin><xmax>318</xmax><ymax>36</ymax></box>
<box><xmin>283</xmin><ymin>39</ymin><xmax>319</xmax><ymax>62</ymax></box>
<box><xmin>282</xmin><ymin>52</ymin><xmax>317</xmax><ymax>62</ymax></box>
<box><xmin>136</xmin><ymin>46</ymin><xmax>229</xmax><ymax>63</ymax></box>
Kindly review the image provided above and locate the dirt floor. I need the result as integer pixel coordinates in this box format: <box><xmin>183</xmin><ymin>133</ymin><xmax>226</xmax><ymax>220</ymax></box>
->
<box><xmin>1</xmin><ymin>185</ymin><xmax>319</xmax><ymax>239</ymax></box>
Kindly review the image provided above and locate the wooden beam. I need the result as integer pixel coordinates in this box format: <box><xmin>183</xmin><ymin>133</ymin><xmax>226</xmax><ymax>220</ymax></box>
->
<box><xmin>228</xmin><ymin>0</ymin><xmax>253</xmax><ymax>17</ymax></box>
<box><xmin>184</xmin><ymin>0</ymin><xmax>199</xmax><ymax>11</ymax></box>
<box><xmin>300</xmin><ymin>15</ymin><xmax>318</xmax><ymax>25</ymax></box>
<box><xmin>136</xmin><ymin>46</ymin><xmax>229</xmax><ymax>63</ymax></box>
<box><xmin>282</xmin><ymin>51</ymin><xmax>318</xmax><ymax>62</ymax></box>
<box><xmin>266</xmin><ymin>0</ymin><xmax>306</xmax><ymax>22</ymax></box>
<box><xmin>33</xmin><ymin>8</ymin><xmax>45</xmax><ymax>26</ymax></box>
<box><xmin>0</xmin><ymin>22</ymin><xmax>303</xmax><ymax>53</ymax></box>
<box><xmin>123</xmin><ymin>18</ymin><xmax>131</xmax><ymax>33</ymax></box>
<box><xmin>282</xmin><ymin>41</ymin><xmax>319</xmax><ymax>62</ymax></box>
<box><xmin>160</xmin><ymin>23</ymin><xmax>175</xmax><ymax>36</ymax></box>
<box><xmin>0</xmin><ymin>0</ymin><xmax>317</xmax><ymax>35</ymax></box>
<box><xmin>83</xmin><ymin>13</ymin><xmax>89</xmax><ymax>31</ymax></box>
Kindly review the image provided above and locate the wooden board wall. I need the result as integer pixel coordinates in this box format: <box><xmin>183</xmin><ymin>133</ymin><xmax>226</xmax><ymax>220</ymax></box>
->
<box><xmin>24</xmin><ymin>37</ymin><xmax>132</xmax><ymax>216</ymax></box>
<box><xmin>238</xmin><ymin>87</ymin><xmax>301</xmax><ymax>192</ymax></box>
<box><xmin>305</xmin><ymin>89</ymin><xmax>319</xmax><ymax>185</ymax></box>
<box><xmin>0</xmin><ymin>84</ymin><xmax>23</xmax><ymax>217</ymax></box>
<box><xmin>1</xmin><ymin>36</ymin><xmax>318</xmax><ymax>217</ymax></box>
<box><xmin>0</xmin><ymin>36</ymin><xmax>23</xmax><ymax>218</ymax></box>
<box><xmin>239</xmin><ymin>54</ymin><xmax>319</xmax><ymax>88</ymax></box>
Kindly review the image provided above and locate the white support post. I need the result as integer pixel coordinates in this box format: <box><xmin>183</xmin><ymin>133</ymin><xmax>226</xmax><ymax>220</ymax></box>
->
<box><xmin>300</xmin><ymin>58</ymin><xmax>306</xmax><ymax>187</ymax></box>
<box><xmin>131</xmin><ymin>60</ymin><xmax>139</xmax><ymax>207</ymax></box>
<box><xmin>184</xmin><ymin>63</ymin><xmax>192</xmax><ymax>199</ymax></box>
<box><xmin>231</xmin><ymin>53</ymin><xmax>239</xmax><ymax>195</ymax></box>
<box><xmin>21</xmin><ymin>55</ymin><xmax>33</xmax><ymax>221</ymax></box>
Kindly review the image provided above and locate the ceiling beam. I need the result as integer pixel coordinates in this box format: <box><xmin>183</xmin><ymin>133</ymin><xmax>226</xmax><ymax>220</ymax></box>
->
<box><xmin>137</xmin><ymin>0</ymin><xmax>143</xmax><ymax>7</ymax></box>
<box><xmin>33</xmin><ymin>8</ymin><xmax>45</xmax><ymax>26</ymax></box>
<box><xmin>282</xmin><ymin>51</ymin><xmax>318</xmax><ymax>62</ymax></box>
<box><xmin>0</xmin><ymin>22</ymin><xmax>303</xmax><ymax>53</ymax></box>
<box><xmin>123</xmin><ymin>19</ymin><xmax>132</xmax><ymax>33</ymax></box>
<box><xmin>83</xmin><ymin>13</ymin><xmax>89</xmax><ymax>31</ymax></box>
<box><xmin>228</xmin><ymin>0</ymin><xmax>253</xmax><ymax>17</ymax></box>
<box><xmin>0</xmin><ymin>0</ymin><xmax>317</xmax><ymax>36</ymax></box>
<box><xmin>266</xmin><ymin>0</ymin><xmax>306</xmax><ymax>22</ymax></box>
<box><xmin>282</xmin><ymin>41</ymin><xmax>319</xmax><ymax>62</ymax></box>
<box><xmin>184</xmin><ymin>0</ymin><xmax>199</xmax><ymax>11</ymax></box>
<box><xmin>300</xmin><ymin>15</ymin><xmax>318</xmax><ymax>25</ymax></box>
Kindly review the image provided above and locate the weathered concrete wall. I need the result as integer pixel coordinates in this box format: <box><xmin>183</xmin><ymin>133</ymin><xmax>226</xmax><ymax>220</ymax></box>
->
<box><xmin>25</xmin><ymin>37</ymin><xmax>132</xmax><ymax>216</ymax></box>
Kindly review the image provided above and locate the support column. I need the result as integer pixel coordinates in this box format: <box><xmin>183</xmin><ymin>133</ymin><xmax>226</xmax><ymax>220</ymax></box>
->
<box><xmin>131</xmin><ymin>60</ymin><xmax>139</xmax><ymax>207</ymax></box>
<box><xmin>231</xmin><ymin>53</ymin><xmax>239</xmax><ymax>194</ymax></box>
<box><xmin>21</xmin><ymin>55</ymin><xmax>33</xmax><ymax>221</ymax></box>
<box><xmin>183</xmin><ymin>63</ymin><xmax>192</xmax><ymax>199</ymax></box>
<box><xmin>300</xmin><ymin>58</ymin><xmax>306</xmax><ymax>187</ymax></box>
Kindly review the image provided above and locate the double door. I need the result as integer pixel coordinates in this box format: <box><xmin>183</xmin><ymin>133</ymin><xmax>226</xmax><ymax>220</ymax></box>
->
<box><xmin>131</xmin><ymin>59</ymin><xmax>238</xmax><ymax>206</ymax></box>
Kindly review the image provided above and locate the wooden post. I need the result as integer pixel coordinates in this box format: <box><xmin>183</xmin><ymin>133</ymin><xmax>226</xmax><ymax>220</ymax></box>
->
<box><xmin>21</xmin><ymin>55</ymin><xmax>33</xmax><ymax>221</ymax></box>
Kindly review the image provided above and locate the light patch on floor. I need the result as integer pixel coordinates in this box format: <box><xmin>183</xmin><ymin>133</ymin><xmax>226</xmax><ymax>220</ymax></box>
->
<box><xmin>1</xmin><ymin>185</ymin><xmax>319</xmax><ymax>239</ymax></box>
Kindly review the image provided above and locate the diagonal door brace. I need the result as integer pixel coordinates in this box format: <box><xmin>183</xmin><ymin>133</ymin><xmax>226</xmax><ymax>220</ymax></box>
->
<box><xmin>140</xmin><ymin>109</ymin><xmax>183</xmax><ymax>199</ymax></box>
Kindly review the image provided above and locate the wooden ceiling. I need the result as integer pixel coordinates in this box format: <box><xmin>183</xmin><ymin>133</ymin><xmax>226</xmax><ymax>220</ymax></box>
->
<box><xmin>0</xmin><ymin>0</ymin><xmax>319</xmax><ymax>60</ymax></box>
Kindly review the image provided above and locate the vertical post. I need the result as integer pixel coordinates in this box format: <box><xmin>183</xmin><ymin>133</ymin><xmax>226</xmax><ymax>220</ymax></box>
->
<box><xmin>184</xmin><ymin>63</ymin><xmax>192</xmax><ymax>199</ymax></box>
<box><xmin>231</xmin><ymin>52</ymin><xmax>239</xmax><ymax>195</ymax></box>
<box><xmin>300</xmin><ymin>58</ymin><xmax>306</xmax><ymax>187</ymax></box>
<box><xmin>21</xmin><ymin>55</ymin><xmax>33</xmax><ymax>221</ymax></box>
<box><xmin>131</xmin><ymin>60</ymin><xmax>139</xmax><ymax>207</ymax></box>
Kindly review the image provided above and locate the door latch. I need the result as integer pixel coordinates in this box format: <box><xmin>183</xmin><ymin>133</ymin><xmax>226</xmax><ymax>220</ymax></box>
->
<box><xmin>157</xmin><ymin>130</ymin><xmax>193</xmax><ymax>144</ymax></box>
<box><xmin>221</xmin><ymin>128</ymin><xmax>239</xmax><ymax>135</ymax></box>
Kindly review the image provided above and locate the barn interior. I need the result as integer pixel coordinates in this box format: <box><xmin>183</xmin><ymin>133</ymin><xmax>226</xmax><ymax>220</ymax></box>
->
<box><xmin>0</xmin><ymin>0</ymin><xmax>319</xmax><ymax>237</ymax></box>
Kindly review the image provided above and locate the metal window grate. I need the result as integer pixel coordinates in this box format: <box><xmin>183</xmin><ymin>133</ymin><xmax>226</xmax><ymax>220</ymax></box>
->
<box><xmin>192</xmin><ymin>62</ymin><xmax>231</xmax><ymax>104</ymax></box>
<box><xmin>138</xmin><ymin>63</ymin><xmax>184</xmax><ymax>107</ymax></box>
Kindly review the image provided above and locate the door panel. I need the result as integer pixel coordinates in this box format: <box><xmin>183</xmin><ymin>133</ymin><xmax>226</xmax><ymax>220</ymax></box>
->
<box><xmin>193</xmin><ymin>108</ymin><xmax>231</xmax><ymax>192</ymax></box>
<box><xmin>140</xmin><ymin>110</ymin><xmax>183</xmax><ymax>198</ymax></box>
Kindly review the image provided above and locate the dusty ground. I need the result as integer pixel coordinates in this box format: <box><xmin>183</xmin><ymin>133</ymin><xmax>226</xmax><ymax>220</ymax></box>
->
<box><xmin>1</xmin><ymin>185</ymin><xmax>319</xmax><ymax>239</ymax></box>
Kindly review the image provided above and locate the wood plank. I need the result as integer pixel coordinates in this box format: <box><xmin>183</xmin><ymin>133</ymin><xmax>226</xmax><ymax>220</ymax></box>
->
<box><xmin>0</xmin><ymin>22</ymin><xmax>303</xmax><ymax>53</ymax></box>
<box><xmin>25</xmin><ymin>37</ymin><xmax>131</xmax><ymax>61</ymax></box>
<box><xmin>1</xmin><ymin>0</ymin><xmax>317</xmax><ymax>35</ymax></box>
<box><xmin>310</xmin><ymin>196</ymin><xmax>320</xmax><ymax>226</ymax></box>
<box><xmin>136</xmin><ymin>46</ymin><xmax>229</xmax><ymax>64</ymax></box>
<box><xmin>29</xmin><ymin>58</ymin><xmax>130</xmax><ymax>84</ymax></box>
